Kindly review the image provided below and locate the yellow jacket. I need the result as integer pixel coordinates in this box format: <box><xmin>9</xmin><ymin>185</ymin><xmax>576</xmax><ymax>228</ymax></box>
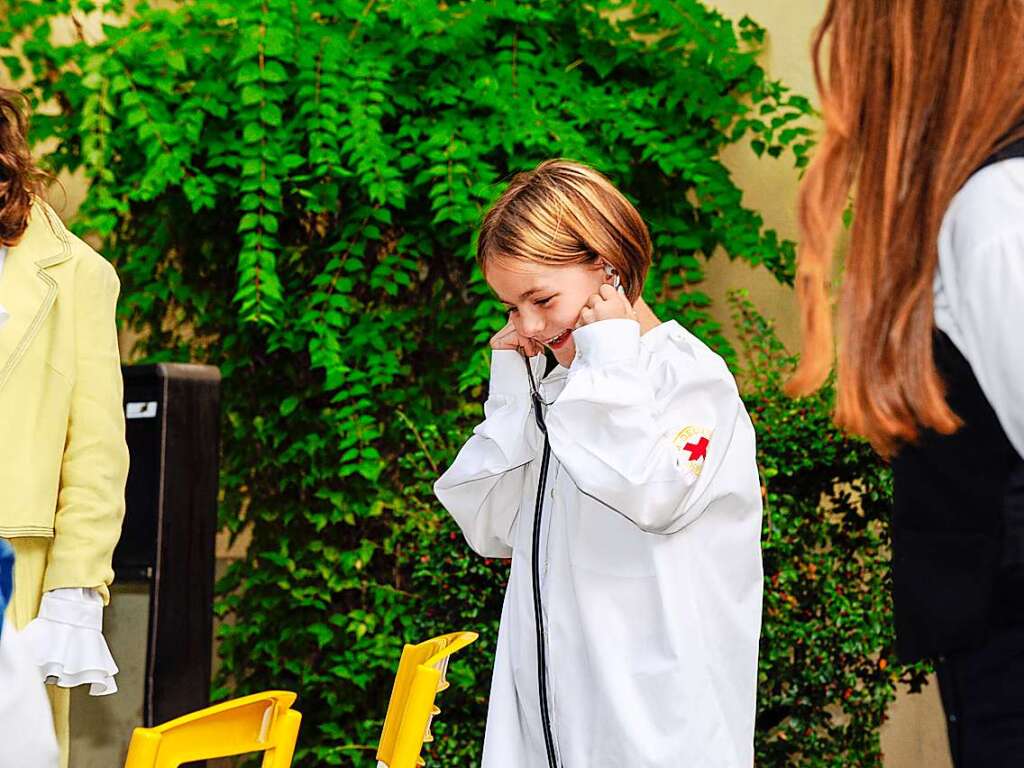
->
<box><xmin>0</xmin><ymin>201</ymin><xmax>128</xmax><ymax>600</ymax></box>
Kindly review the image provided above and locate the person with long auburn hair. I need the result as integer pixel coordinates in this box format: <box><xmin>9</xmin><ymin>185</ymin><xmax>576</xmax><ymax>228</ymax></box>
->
<box><xmin>789</xmin><ymin>2</ymin><xmax>1024</xmax><ymax>765</ymax></box>
<box><xmin>0</xmin><ymin>88</ymin><xmax>128</xmax><ymax>767</ymax></box>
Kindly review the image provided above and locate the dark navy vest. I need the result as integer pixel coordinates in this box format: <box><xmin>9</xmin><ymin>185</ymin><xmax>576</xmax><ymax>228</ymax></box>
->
<box><xmin>890</xmin><ymin>135</ymin><xmax>1024</xmax><ymax>662</ymax></box>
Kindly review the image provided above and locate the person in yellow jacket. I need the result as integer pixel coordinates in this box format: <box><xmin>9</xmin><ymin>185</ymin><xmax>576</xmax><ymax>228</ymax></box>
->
<box><xmin>0</xmin><ymin>89</ymin><xmax>129</xmax><ymax>768</ymax></box>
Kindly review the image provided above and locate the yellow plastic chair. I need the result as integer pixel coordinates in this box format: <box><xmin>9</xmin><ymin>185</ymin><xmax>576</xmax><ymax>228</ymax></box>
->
<box><xmin>376</xmin><ymin>631</ymin><xmax>479</xmax><ymax>768</ymax></box>
<box><xmin>123</xmin><ymin>690</ymin><xmax>302</xmax><ymax>768</ymax></box>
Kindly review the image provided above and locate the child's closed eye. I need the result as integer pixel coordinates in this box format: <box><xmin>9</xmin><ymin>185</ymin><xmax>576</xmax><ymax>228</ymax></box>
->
<box><xmin>503</xmin><ymin>295</ymin><xmax>556</xmax><ymax>312</ymax></box>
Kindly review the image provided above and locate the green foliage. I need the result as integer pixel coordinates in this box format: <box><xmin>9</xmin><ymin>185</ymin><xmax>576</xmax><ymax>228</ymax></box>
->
<box><xmin>1</xmin><ymin>1</ymin><xmax>913</xmax><ymax>765</ymax></box>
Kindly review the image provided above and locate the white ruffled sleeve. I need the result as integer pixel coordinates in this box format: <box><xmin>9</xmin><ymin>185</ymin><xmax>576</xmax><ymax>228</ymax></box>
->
<box><xmin>21</xmin><ymin>588</ymin><xmax>119</xmax><ymax>696</ymax></box>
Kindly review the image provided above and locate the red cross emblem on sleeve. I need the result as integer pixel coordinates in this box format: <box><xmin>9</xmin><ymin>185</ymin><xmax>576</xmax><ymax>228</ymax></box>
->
<box><xmin>683</xmin><ymin>436</ymin><xmax>709</xmax><ymax>462</ymax></box>
<box><xmin>672</xmin><ymin>426</ymin><xmax>712</xmax><ymax>477</ymax></box>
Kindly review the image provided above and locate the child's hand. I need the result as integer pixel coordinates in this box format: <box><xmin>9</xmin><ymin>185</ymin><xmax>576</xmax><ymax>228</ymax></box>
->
<box><xmin>578</xmin><ymin>284</ymin><xmax>638</xmax><ymax>326</ymax></box>
<box><xmin>490</xmin><ymin>316</ymin><xmax>542</xmax><ymax>357</ymax></box>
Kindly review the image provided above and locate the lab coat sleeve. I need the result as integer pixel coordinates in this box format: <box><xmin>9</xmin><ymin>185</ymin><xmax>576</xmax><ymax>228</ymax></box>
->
<box><xmin>433</xmin><ymin>350</ymin><xmax>544</xmax><ymax>557</ymax></box>
<box><xmin>546</xmin><ymin>319</ymin><xmax>753</xmax><ymax>534</ymax></box>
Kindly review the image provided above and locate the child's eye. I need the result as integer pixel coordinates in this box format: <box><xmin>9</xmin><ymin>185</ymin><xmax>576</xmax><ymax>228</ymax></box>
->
<box><xmin>535</xmin><ymin>296</ymin><xmax>554</xmax><ymax>307</ymax></box>
<box><xmin>506</xmin><ymin>306</ymin><xmax>519</xmax><ymax>314</ymax></box>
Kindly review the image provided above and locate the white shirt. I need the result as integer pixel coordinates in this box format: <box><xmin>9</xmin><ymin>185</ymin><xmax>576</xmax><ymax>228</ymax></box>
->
<box><xmin>0</xmin><ymin>622</ymin><xmax>59</xmax><ymax>768</ymax></box>
<box><xmin>435</xmin><ymin>319</ymin><xmax>763</xmax><ymax>767</ymax></box>
<box><xmin>0</xmin><ymin>539</ymin><xmax>57</xmax><ymax>768</ymax></box>
<box><xmin>934</xmin><ymin>157</ymin><xmax>1024</xmax><ymax>456</ymax></box>
<box><xmin>0</xmin><ymin>246</ymin><xmax>9</xmax><ymax>329</ymax></box>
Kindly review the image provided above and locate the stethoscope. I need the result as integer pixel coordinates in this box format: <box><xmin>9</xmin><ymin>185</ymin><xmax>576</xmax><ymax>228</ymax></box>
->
<box><xmin>518</xmin><ymin>265</ymin><xmax>621</xmax><ymax>768</ymax></box>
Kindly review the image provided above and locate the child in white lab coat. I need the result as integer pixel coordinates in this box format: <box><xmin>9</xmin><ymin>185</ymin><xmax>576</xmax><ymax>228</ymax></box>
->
<box><xmin>435</xmin><ymin>160</ymin><xmax>763</xmax><ymax>767</ymax></box>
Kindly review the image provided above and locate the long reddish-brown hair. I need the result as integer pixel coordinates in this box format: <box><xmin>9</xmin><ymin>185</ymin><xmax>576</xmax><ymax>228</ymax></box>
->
<box><xmin>788</xmin><ymin>0</ymin><xmax>1024</xmax><ymax>456</ymax></box>
<box><xmin>0</xmin><ymin>88</ymin><xmax>43</xmax><ymax>245</ymax></box>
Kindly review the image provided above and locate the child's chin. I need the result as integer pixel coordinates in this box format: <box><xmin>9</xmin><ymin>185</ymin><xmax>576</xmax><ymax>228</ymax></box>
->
<box><xmin>552</xmin><ymin>342</ymin><xmax>576</xmax><ymax>367</ymax></box>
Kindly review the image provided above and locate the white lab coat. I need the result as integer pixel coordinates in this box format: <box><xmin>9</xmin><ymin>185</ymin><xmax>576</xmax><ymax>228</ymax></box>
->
<box><xmin>435</xmin><ymin>319</ymin><xmax>763</xmax><ymax>768</ymax></box>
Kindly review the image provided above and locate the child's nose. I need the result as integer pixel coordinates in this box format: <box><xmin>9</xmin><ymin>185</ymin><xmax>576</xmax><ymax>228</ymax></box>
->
<box><xmin>518</xmin><ymin>311</ymin><xmax>545</xmax><ymax>338</ymax></box>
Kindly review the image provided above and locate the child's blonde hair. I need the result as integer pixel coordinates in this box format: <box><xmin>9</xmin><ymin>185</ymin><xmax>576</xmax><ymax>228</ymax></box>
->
<box><xmin>477</xmin><ymin>159</ymin><xmax>651</xmax><ymax>303</ymax></box>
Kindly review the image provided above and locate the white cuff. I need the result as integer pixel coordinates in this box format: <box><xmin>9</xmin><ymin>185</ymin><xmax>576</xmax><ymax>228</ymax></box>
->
<box><xmin>21</xmin><ymin>588</ymin><xmax>119</xmax><ymax>696</ymax></box>
<box><xmin>489</xmin><ymin>349</ymin><xmax>546</xmax><ymax>396</ymax></box>
<box><xmin>571</xmin><ymin>319</ymin><xmax>641</xmax><ymax>369</ymax></box>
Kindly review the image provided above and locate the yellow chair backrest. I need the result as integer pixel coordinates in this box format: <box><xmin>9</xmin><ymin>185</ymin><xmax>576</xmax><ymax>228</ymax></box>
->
<box><xmin>123</xmin><ymin>690</ymin><xmax>302</xmax><ymax>768</ymax></box>
<box><xmin>376</xmin><ymin>631</ymin><xmax>478</xmax><ymax>768</ymax></box>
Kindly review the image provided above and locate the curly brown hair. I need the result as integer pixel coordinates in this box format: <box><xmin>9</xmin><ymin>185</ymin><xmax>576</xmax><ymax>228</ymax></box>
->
<box><xmin>0</xmin><ymin>88</ymin><xmax>44</xmax><ymax>245</ymax></box>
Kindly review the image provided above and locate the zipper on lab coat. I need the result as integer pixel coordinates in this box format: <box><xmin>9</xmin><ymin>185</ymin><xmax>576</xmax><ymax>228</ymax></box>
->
<box><xmin>525</xmin><ymin>353</ymin><xmax>560</xmax><ymax>768</ymax></box>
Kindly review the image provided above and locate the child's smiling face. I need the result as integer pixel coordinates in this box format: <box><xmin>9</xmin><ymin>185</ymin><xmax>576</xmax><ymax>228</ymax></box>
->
<box><xmin>486</xmin><ymin>258</ymin><xmax>611</xmax><ymax>367</ymax></box>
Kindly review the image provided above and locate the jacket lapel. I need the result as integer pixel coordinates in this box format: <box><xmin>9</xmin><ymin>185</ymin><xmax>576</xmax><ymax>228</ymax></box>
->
<box><xmin>0</xmin><ymin>202</ymin><xmax>73</xmax><ymax>394</ymax></box>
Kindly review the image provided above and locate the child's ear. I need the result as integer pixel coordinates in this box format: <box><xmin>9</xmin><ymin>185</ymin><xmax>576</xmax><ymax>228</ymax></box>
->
<box><xmin>599</xmin><ymin>261</ymin><xmax>622</xmax><ymax>290</ymax></box>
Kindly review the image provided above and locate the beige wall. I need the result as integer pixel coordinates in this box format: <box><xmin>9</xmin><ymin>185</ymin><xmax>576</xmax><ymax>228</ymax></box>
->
<box><xmin>707</xmin><ymin>2</ymin><xmax>951</xmax><ymax>766</ymax></box>
<box><xmin>703</xmin><ymin>0</ymin><xmax>821</xmax><ymax>355</ymax></box>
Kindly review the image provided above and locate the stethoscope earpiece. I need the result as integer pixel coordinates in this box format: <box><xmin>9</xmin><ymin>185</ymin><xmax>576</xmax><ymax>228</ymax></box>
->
<box><xmin>603</xmin><ymin>264</ymin><xmax>622</xmax><ymax>292</ymax></box>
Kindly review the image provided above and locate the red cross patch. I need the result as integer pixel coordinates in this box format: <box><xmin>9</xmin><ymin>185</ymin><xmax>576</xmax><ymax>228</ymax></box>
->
<box><xmin>672</xmin><ymin>426</ymin><xmax>713</xmax><ymax>477</ymax></box>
